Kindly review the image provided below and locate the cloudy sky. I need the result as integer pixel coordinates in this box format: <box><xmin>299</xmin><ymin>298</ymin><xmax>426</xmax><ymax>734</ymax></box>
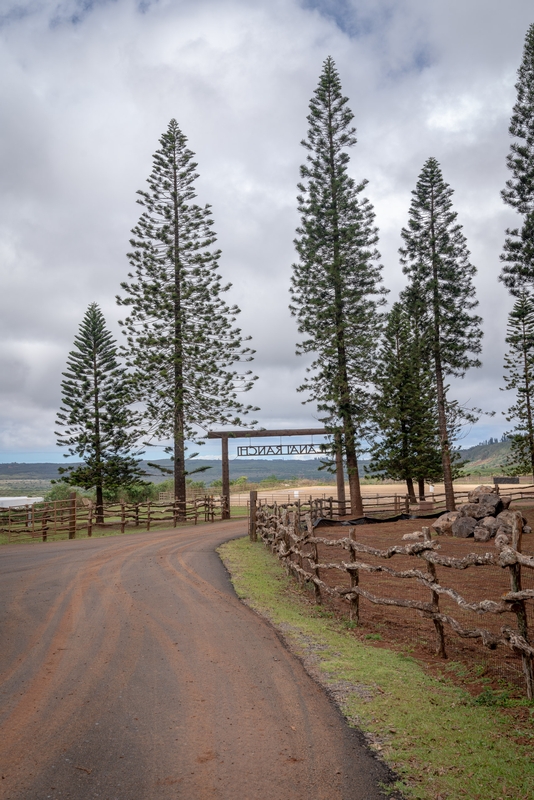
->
<box><xmin>0</xmin><ymin>0</ymin><xmax>532</xmax><ymax>462</ymax></box>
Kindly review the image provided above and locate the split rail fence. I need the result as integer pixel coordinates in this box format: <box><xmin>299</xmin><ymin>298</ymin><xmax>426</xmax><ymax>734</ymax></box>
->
<box><xmin>0</xmin><ymin>494</ymin><xmax>228</xmax><ymax>544</ymax></box>
<box><xmin>252</xmin><ymin>500</ymin><xmax>534</xmax><ymax>698</ymax></box>
<box><xmin>253</xmin><ymin>484</ymin><xmax>534</xmax><ymax>522</ymax></box>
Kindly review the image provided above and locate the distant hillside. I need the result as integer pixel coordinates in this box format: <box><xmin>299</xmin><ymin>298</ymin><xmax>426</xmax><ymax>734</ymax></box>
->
<box><xmin>458</xmin><ymin>440</ymin><xmax>511</xmax><ymax>475</ymax></box>
<box><xmin>0</xmin><ymin>458</ymin><xmax>339</xmax><ymax>491</ymax></box>
<box><xmin>0</xmin><ymin>440</ymin><xmax>521</xmax><ymax>494</ymax></box>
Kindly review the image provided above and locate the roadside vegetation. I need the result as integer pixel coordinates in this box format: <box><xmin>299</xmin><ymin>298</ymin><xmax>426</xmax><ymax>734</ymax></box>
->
<box><xmin>219</xmin><ymin>537</ymin><xmax>534</xmax><ymax>800</ymax></box>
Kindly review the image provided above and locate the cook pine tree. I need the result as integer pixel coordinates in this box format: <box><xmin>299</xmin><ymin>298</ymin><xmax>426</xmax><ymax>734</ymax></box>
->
<box><xmin>55</xmin><ymin>302</ymin><xmax>144</xmax><ymax>523</ymax></box>
<box><xmin>502</xmin><ymin>291</ymin><xmax>534</xmax><ymax>478</ymax></box>
<box><xmin>290</xmin><ymin>56</ymin><xmax>387</xmax><ymax>517</ymax></box>
<box><xmin>368</xmin><ymin>301</ymin><xmax>443</xmax><ymax>500</ymax></box>
<box><xmin>117</xmin><ymin>119</ymin><xmax>257</xmax><ymax>508</ymax></box>
<box><xmin>500</xmin><ymin>22</ymin><xmax>534</xmax><ymax>294</ymax></box>
<box><xmin>400</xmin><ymin>157</ymin><xmax>483</xmax><ymax>511</ymax></box>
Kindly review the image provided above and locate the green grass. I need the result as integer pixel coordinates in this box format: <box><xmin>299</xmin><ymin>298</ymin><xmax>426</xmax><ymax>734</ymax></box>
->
<box><xmin>219</xmin><ymin>537</ymin><xmax>534</xmax><ymax>800</ymax></box>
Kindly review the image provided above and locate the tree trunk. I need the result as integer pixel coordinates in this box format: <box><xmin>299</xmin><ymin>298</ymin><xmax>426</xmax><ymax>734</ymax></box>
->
<box><xmin>406</xmin><ymin>477</ymin><xmax>416</xmax><ymax>501</ymax></box>
<box><xmin>174</xmin><ymin>414</ymin><xmax>186</xmax><ymax>514</ymax></box>
<box><xmin>96</xmin><ymin>484</ymin><xmax>104</xmax><ymax>525</ymax></box>
<box><xmin>172</xmin><ymin>141</ymin><xmax>186</xmax><ymax>516</ymax></box>
<box><xmin>344</xmin><ymin>421</ymin><xmax>363</xmax><ymax>517</ymax></box>
<box><xmin>430</xmin><ymin>186</ymin><xmax>455</xmax><ymax>511</ymax></box>
<box><xmin>418</xmin><ymin>477</ymin><xmax>426</xmax><ymax>501</ymax></box>
<box><xmin>521</xmin><ymin>321</ymin><xmax>534</xmax><ymax>480</ymax></box>
<box><xmin>335</xmin><ymin>432</ymin><xmax>346</xmax><ymax>517</ymax></box>
<box><xmin>92</xmin><ymin>344</ymin><xmax>104</xmax><ymax>524</ymax></box>
<box><xmin>435</xmin><ymin>355</ymin><xmax>455</xmax><ymax>510</ymax></box>
<box><xmin>325</xmin><ymin>76</ymin><xmax>364</xmax><ymax>519</ymax></box>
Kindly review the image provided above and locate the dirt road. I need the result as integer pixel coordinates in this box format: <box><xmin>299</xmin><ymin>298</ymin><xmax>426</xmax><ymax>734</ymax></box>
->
<box><xmin>0</xmin><ymin>522</ymin><xmax>393</xmax><ymax>799</ymax></box>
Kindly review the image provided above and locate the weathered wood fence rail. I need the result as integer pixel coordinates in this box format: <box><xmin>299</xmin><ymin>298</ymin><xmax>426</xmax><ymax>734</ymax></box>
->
<box><xmin>0</xmin><ymin>494</ymin><xmax>228</xmax><ymax>543</ymax></box>
<box><xmin>257</xmin><ymin>491</ymin><xmax>466</xmax><ymax>522</ymax></box>
<box><xmin>255</xmin><ymin>484</ymin><xmax>534</xmax><ymax>523</ymax></box>
<box><xmin>253</xmin><ymin>501</ymin><xmax>534</xmax><ymax>698</ymax></box>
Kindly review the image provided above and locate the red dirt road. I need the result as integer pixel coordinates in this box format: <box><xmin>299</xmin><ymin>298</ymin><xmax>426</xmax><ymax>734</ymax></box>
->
<box><xmin>0</xmin><ymin>522</ymin><xmax>393</xmax><ymax>799</ymax></box>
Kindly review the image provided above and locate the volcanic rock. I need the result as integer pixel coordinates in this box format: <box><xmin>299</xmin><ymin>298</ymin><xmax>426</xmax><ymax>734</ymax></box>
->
<box><xmin>459</xmin><ymin>502</ymin><xmax>488</xmax><ymax>520</ymax></box>
<box><xmin>432</xmin><ymin>511</ymin><xmax>460</xmax><ymax>536</ymax></box>
<box><xmin>451</xmin><ymin>516</ymin><xmax>477</xmax><ymax>538</ymax></box>
<box><xmin>478</xmin><ymin>495</ymin><xmax>504</xmax><ymax>516</ymax></box>
<box><xmin>474</xmin><ymin>525</ymin><xmax>494</xmax><ymax>542</ymax></box>
<box><xmin>467</xmin><ymin>485</ymin><xmax>497</xmax><ymax>502</ymax></box>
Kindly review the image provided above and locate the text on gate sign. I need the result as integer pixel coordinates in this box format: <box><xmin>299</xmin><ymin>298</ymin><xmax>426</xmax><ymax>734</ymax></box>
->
<box><xmin>237</xmin><ymin>444</ymin><xmax>321</xmax><ymax>457</ymax></box>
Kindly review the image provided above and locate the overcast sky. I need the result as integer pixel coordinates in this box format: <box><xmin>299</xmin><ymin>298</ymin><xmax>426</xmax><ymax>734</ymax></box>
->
<box><xmin>0</xmin><ymin>0</ymin><xmax>533</xmax><ymax>463</ymax></box>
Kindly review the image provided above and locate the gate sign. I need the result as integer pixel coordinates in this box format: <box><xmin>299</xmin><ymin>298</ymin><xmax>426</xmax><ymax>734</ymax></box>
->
<box><xmin>237</xmin><ymin>443</ymin><xmax>321</xmax><ymax>457</ymax></box>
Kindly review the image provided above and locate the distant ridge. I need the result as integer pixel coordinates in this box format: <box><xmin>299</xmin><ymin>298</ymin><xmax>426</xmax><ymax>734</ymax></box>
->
<box><xmin>458</xmin><ymin>440</ymin><xmax>511</xmax><ymax>474</ymax></box>
<box><xmin>0</xmin><ymin>440</ymin><xmax>518</xmax><ymax>487</ymax></box>
<box><xmin>0</xmin><ymin>458</ymin><xmax>338</xmax><ymax>485</ymax></box>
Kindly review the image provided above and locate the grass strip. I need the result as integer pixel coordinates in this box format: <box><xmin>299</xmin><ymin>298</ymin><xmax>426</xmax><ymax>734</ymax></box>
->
<box><xmin>219</xmin><ymin>537</ymin><xmax>534</xmax><ymax>800</ymax></box>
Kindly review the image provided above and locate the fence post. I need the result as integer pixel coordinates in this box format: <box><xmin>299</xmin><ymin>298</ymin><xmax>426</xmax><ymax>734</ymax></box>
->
<box><xmin>68</xmin><ymin>492</ymin><xmax>77</xmax><ymax>539</ymax></box>
<box><xmin>41</xmin><ymin>504</ymin><xmax>48</xmax><ymax>542</ymax></box>
<box><xmin>120</xmin><ymin>503</ymin><xmax>125</xmax><ymax>534</ymax></box>
<box><xmin>349</xmin><ymin>527</ymin><xmax>359</xmax><ymax>624</ymax></box>
<box><xmin>404</xmin><ymin>494</ymin><xmax>410</xmax><ymax>515</ymax></box>
<box><xmin>249</xmin><ymin>490</ymin><xmax>257</xmax><ymax>542</ymax></box>
<box><xmin>312</xmin><ymin>542</ymin><xmax>323</xmax><ymax>606</ymax></box>
<box><xmin>422</xmin><ymin>526</ymin><xmax>447</xmax><ymax>658</ymax></box>
<box><xmin>87</xmin><ymin>502</ymin><xmax>93</xmax><ymax>538</ymax></box>
<box><xmin>147</xmin><ymin>502</ymin><xmax>151</xmax><ymax>532</ymax></box>
<box><xmin>311</xmin><ymin>516</ymin><xmax>321</xmax><ymax>604</ymax></box>
<box><xmin>510</xmin><ymin>514</ymin><xmax>534</xmax><ymax>699</ymax></box>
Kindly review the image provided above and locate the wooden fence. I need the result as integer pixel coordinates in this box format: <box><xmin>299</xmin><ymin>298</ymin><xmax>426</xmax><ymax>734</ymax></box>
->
<box><xmin>254</xmin><ymin>484</ymin><xmax>534</xmax><ymax>523</ymax></box>
<box><xmin>253</xmin><ymin>501</ymin><xmax>534</xmax><ymax>698</ymax></box>
<box><xmin>0</xmin><ymin>494</ymin><xmax>228</xmax><ymax>544</ymax></box>
<box><xmin>256</xmin><ymin>492</ymin><xmax>461</xmax><ymax>522</ymax></box>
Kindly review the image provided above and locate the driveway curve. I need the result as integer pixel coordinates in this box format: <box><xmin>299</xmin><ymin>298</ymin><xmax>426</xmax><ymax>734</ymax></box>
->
<box><xmin>0</xmin><ymin>522</ymin><xmax>393</xmax><ymax>799</ymax></box>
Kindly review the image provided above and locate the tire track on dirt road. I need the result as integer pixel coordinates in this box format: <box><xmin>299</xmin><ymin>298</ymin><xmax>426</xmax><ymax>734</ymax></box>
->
<box><xmin>0</xmin><ymin>522</ymin><xmax>396</xmax><ymax>799</ymax></box>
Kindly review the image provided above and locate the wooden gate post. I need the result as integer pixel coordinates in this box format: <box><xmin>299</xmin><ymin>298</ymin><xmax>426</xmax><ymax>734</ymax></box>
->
<box><xmin>221</xmin><ymin>435</ymin><xmax>230</xmax><ymax>519</ymax></box>
<box><xmin>348</xmin><ymin>527</ymin><xmax>359</xmax><ymax>624</ymax></box>
<box><xmin>423</xmin><ymin>526</ymin><xmax>447</xmax><ymax>658</ymax></box>
<box><xmin>87</xmin><ymin>502</ymin><xmax>93</xmax><ymax>538</ymax></box>
<box><xmin>510</xmin><ymin>514</ymin><xmax>534</xmax><ymax>699</ymax></box>
<box><xmin>68</xmin><ymin>491</ymin><xmax>77</xmax><ymax>539</ymax></box>
<box><xmin>249</xmin><ymin>490</ymin><xmax>257</xmax><ymax>542</ymax></box>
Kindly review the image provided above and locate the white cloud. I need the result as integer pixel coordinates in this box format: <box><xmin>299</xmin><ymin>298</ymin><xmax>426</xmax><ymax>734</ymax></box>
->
<box><xmin>0</xmin><ymin>0</ymin><xmax>533</xmax><ymax>461</ymax></box>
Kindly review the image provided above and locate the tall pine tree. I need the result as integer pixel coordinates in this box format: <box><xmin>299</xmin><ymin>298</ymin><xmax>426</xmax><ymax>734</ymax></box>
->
<box><xmin>368</xmin><ymin>302</ymin><xmax>442</xmax><ymax>498</ymax></box>
<box><xmin>55</xmin><ymin>303</ymin><xmax>144</xmax><ymax>522</ymax></box>
<box><xmin>500</xmin><ymin>23</ymin><xmax>534</xmax><ymax>294</ymax></box>
<box><xmin>502</xmin><ymin>291</ymin><xmax>534</xmax><ymax>478</ymax></box>
<box><xmin>400</xmin><ymin>158</ymin><xmax>483</xmax><ymax>511</ymax></box>
<box><xmin>117</xmin><ymin>120</ymin><xmax>257</xmax><ymax>506</ymax></box>
<box><xmin>290</xmin><ymin>57</ymin><xmax>387</xmax><ymax>517</ymax></box>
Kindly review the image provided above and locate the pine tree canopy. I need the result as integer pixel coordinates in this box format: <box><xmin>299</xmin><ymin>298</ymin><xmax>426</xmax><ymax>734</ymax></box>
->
<box><xmin>117</xmin><ymin>119</ymin><xmax>257</xmax><ymax>502</ymax></box>
<box><xmin>290</xmin><ymin>56</ymin><xmax>386</xmax><ymax>516</ymax></box>
<box><xmin>368</xmin><ymin>302</ymin><xmax>442</xmax><ymax>486</ymax></box>
<box><xmin>400</xmin><ymin>157</ymin><xmax>482</xmax><ymax>378</ymax></box>
<box><xmin>500</xmin><ymin>23</ymin><xmax>534</xmax><ymax>293</ymax></box>
<box><xmin>400</xmin><ymin>157</ymin><xmax>482</xmax><ymax>510</ymax></box>
<box><xmin>502</xmin><ymin>291</ymin><xmax>534</xmax><ymax>476</ymax></box>
<box><xmin>55</xmin><ymin>303</ymin><xmax>144</xmax><ymax>504</ymax></box>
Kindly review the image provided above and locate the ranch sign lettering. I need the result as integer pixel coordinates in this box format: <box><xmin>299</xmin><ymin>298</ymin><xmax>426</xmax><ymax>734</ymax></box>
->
<box><xmin>237</xmin><ymin>443</ymin><xmax>321</xmax><ymax>457</ymax></box>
